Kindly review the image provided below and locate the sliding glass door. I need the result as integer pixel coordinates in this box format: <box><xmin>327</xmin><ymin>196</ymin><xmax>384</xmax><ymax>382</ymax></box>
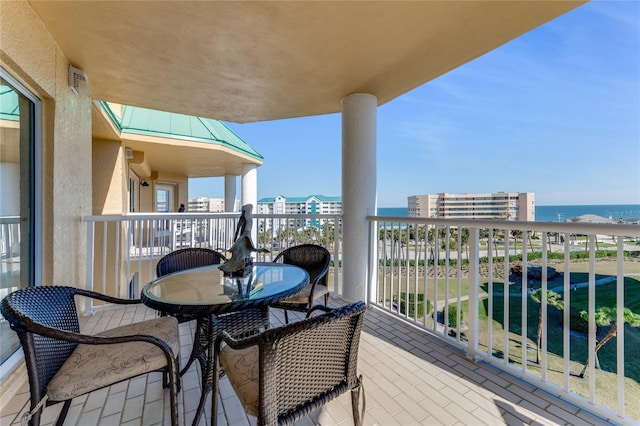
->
<box><xmin>0</xmin><ymin>69</ymin><xmax>41</xmax><ymax>363</ymax></box>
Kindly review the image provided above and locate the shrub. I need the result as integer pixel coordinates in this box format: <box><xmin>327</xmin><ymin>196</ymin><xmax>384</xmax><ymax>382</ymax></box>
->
<box><xmin>568</xmin><ymin>308</ymin><xmax>589</xmax><ymax>334</ymax></box>
<box><xmin>399</xmin><ymin>293</ymin><xmax>431</xmax><ymax>318</ymax></box>
<box><xmin>447</xmin><ymin>304</ymin><xmax>462</xmax><ymax>328</ymax></box>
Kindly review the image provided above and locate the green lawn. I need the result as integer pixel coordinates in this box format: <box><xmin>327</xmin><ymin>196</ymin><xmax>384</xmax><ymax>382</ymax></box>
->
<box><xmin>374</xmin><ymin>264</ymin><xmax>640</xmax><ymax>420</ymax></box>
<box><xmin>477</xmin><ymin>277</ymin><xmax>640</xmax><ymax>419</ymax></box>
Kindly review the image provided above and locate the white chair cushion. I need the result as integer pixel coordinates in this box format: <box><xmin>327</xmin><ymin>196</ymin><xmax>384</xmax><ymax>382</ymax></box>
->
<box><xmin>46</xmin><ymin>316</ymin><xmax>179</xmax><ymax>401</ymax></box>
<box><xmin>219</xmin><ymin>345</ymin><xmax>260</xmax><ymax>417</ymax></box>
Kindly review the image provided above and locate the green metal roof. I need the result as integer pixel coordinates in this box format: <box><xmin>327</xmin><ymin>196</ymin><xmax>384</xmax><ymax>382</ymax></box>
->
<box><xmin>0</xmin><ymin>85</ymin><xmax>19</xmax><ymax>122</ymax></box>
<box><xmin>98</xmin><ymin>101</ymin><xmax>262</xmax><ymax>160</ymax></box>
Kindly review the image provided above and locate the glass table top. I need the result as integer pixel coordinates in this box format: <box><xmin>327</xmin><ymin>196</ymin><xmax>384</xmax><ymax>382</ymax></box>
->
<box><xmin>142</xmin><ymin>262</ymin><xmax>309</xmax><ymax>308</ymax></box>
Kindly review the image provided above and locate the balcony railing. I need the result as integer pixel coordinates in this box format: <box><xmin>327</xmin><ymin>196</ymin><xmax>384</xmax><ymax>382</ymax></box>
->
<box><xmin>83</xmin><ymin>212</ymin><xmax>343</xmax><ymax>305</ymax></box>
<box><xmin>367</xmin><ymin>216</ymin><xmax>640</xmax><ymax>425</ymax></box>
<box><xmin>83</xmin><ymin>212</ymin><xmax>640</xmax><ymax>425</ymax></box>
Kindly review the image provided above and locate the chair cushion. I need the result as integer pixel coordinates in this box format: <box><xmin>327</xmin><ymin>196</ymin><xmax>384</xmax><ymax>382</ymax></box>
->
<box><xmin>219</xmin><ymin>345</ymin><xmax>260</xmax><ymax>417</ymax></box>
<box><xmin>278</xmin><ymin>283</ymin><xmax>329</xmax><ymax>304</ymax></box>
<box><xmin>46</xmin><ymin>316</ymin><xmax>179</xmax><ymax>401</ymax></box>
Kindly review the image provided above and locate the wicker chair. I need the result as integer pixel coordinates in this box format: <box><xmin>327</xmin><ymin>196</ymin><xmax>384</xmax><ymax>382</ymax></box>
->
<box><xmin>156</xmin><ymin>247</ymin><xmax>227</xmax><ymax>281</ymax></box>
<box><xmin>156</xmin><ymin>247</ymin><xmax>270</xmax><ymax>375</ymax></box>
<box><xmin>270</xmin><ymin>244</ymin><xmax>331</xmax><ymax>323</ymax></box>
<box><xmin>214</xmin><ymin>301</ymin><xmax>366</xmax><ymax>426</ymax></box>
<box><xmin>0</xmin><ymin>285</ymin><xmax>180</xmax><ymax>426</ymax></box>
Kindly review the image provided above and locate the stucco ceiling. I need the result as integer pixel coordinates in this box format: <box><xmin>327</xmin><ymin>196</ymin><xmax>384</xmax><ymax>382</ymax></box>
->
<box><xmin>29</xmin><ymin>1</ymin><xmax>584</xmax><ymax>123</ymax></box>
<box><xmin>122</xmin><ymin>135</ymin><xmax>260</xmax><ymax>178</ymax></box>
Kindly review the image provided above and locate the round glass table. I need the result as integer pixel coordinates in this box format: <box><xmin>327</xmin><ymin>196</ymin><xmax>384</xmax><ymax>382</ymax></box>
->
<box><xmin>141</xmin><ymin>262</ymin><xmax>309</xmax><ymax>425</ymax></box>
<box><xmin>142</xmin><ymin>262</ymin><xmax>309</xmax><ymax>315</ymax></box>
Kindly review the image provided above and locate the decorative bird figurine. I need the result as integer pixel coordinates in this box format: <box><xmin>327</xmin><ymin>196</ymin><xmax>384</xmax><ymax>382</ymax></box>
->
<box><xmin>233</xmin><ymin>204</ymin><xmax>253</xmax><ymax>242</ymax></box>
<box><xmin>219</xmin><ymin>235</ymin><xmax>269</xmax><ymax>275</ymax></box>
<box><xmin>220</xmin><ymin>203</ymin><xmax>268</xmax><ymax>275</ymax></box>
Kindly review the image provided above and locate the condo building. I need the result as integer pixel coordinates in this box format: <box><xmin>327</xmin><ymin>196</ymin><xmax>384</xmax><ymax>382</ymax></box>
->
<box><xmin>257</xmin><ymin>195</ymin><xmax>342</xmax><ymax>230</ymax></box>
<box><xmin>188</xmin><ymin>197</ymin><xmax>228</xmax><ymax>212</ymax></box>
<box><xmin>408</xmin><ymin>192</ymin><xmax>535</xmax><ymax>221</ymax></box>
<box><xmin>257</xmin><ymin>195</ymin><xmax>342</xmax><ymax>215</ymax></box>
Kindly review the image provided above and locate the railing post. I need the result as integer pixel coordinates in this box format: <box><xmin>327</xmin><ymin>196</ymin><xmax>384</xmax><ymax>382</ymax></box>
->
<box><xmin>333</xmin><ymin>219</ymin><xmax>341</xmax><ymax>296</ymax></box>
<box><xmin>367</xmin><ymin>218</ymin><xmax>378</xmax><ymax>306</ymax></box>
<box><xmin>467</xmin><ymin>227</ymin><xmax>480</xmax><ymax>360</ymax></box>
<box><xmin>84</xmin><ymin>220</ymin><xmax>95</xmax><ymax>314</ymax></box>
<box><xmin>616</xmin><ymin>235</ymin><xmax>626</xmax><ymax>417</ymax></box>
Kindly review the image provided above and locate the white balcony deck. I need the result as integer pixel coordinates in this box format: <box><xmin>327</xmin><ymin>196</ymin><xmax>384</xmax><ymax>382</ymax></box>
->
<box><xmin>1</xmin><ymin>300</ymin><xmax>612</xmax><ymax>426</ymax></box>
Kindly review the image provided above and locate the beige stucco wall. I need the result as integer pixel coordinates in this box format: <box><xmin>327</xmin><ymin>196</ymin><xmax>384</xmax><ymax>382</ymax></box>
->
<box><xmin>92</xmin><ymin>140</ymin><xmax>129</xmax><ymax>297</ymax></box>
<box><xmin>0</xmin><ymin>0</ymin><xmax>93</xmax><ymax>404</ymax></box>
<box><xmin>1</xmin><ymin>1</ymin><xmax>92</xmax><ymax>289</ymax></box>
<box><xmin>93</xmin><ymin>140</ymin><xmax>127</xmax><ymax>215</ymax></box>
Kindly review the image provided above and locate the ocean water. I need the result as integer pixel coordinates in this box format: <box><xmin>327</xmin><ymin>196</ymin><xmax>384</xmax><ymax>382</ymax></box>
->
<box><xmin>377</xmin><ymin>204</ymin><xmax>640</xmax><ymax>222</ymax></box>
<box><xmin>377</xmin><ymin>207</ymin><xmax>410</xmax><ymax>217</ymax></box>
<box><xmin>535</xmin><ymin>205</ymin><xmax>640</xmax><ymax>222</ymax></box>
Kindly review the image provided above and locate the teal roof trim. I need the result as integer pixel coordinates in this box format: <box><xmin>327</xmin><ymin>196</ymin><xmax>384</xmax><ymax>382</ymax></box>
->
<box><xmin>97</xmin><ymin>101</ymin><xmax>262</xmax><ymax>160</ymax></box>
<box><xmin>95</xmin><ymin>101</ymin><xmax>122</xmax><ymax>132</ymax></box>
<box><xmin>0</xmin><ymin>85</ymin><xmax>20</xmax><ymax>122</ymax></box>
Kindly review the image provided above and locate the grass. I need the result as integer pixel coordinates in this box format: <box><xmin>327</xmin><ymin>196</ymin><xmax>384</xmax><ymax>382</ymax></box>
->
<box><xmin>476</xmin><ymin>278</ymin><xmax>640</xmax><ymax>419</ymax></box>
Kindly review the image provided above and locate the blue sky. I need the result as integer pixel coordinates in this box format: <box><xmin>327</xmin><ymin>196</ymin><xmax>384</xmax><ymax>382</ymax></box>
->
<box><xmin>190</xmin><ymin>1</ymin><xmax>640</xmax><ymax>207</ymax></box>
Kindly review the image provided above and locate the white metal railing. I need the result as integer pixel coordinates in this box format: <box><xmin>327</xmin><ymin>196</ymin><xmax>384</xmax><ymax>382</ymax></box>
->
<box><xmin>0</xmin><ymin>216</ymin><xmax>20</xmax><ymax>297</ymax></box>
<box><xmin>83</xmin><ymin>212</ymin><xmax>343</xmax><ymax>310</ymax></box>
<box><xmin>367</xmin><ymin>216</ymin><xmax>640</xmax><ymax>425</ymax></box>
<box><xmin>82</xmin><ymin>211</ymin><xmax>640</xmax><ymax>424</ymax></box>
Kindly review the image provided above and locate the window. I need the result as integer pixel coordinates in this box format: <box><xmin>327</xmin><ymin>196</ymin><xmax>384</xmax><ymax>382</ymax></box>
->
<box><xmin>129</xmin><ymin>174</ymin><xmax>139</xmax><ymax>212</ymax></box>
<box><xmin>155</xmin><ymin>184</ymin><xmax>175</xmax><ymax>212</ymax></box>
<box><xmin>0</xmin><ymin>68</ymin><xmax>41</xmax><ymax>364</ymax></box>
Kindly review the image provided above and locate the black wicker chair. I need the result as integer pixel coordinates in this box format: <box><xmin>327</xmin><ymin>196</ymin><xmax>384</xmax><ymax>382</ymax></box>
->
<box><xmin>214</xmin><ymin>301</ymin><xmax>366</xmax><ymax>426</ymax></box>
<box><xmin>156</xmin><ymin>247</ymin><xmax>227</xmax><ymax>281</ymax></box>
<box><xmin>270</xmin><ymin>244</ymin><xmax>331</xmax><ymax>323</ymax></box>
<box><xmin>155</xmin><ymin>247</ymin><xmax>270</xmax><ymax>376</ymax></box>
<box><xmin>0</xmin><ymin>285</ymin><xmax>180</xmax><ymax>426</ymax></box>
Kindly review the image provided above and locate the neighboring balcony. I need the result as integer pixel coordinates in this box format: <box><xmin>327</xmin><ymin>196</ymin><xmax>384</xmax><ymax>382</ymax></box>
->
<box><xmin>1</xmin><ymin>212</ymin><xmax>638</xmax><ymax>425</ymax></box>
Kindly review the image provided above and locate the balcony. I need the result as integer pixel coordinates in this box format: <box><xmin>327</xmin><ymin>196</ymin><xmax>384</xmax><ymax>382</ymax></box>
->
<box><xmin>0</xmin><ymin>300</ymin><xmax>614</xmax><ymax>426</ymax></box>
<box><xmin>1</xmin><ymin>212</ymin><xmax>638</xmax><ymax>425</ymax></box>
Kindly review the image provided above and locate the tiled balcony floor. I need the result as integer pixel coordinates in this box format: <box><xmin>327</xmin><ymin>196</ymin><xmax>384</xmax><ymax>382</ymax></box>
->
<box><xmin>1</xmin><ymin>301</ymin><xmax>616</xmax><ymax>426</ymax></box>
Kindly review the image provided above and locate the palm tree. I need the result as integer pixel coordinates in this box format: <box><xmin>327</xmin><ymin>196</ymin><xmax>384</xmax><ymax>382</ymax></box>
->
<box><xmin>511</xmin><ymin>229</ymin><xmax>523</xmax><ymax>257</ymax></box>
<box><xmin>320</xmin><ymin>221</ymin><xmax>334</xmax><ymax>246</ymax></box>
<box><xmin>427</xmin><ymin>227</ymin><xmax>436</xmax><ymax>264</ymax></box>
<box><xmin>379</xmin><ymin>228</ymin><xmax>392</xmax><ymax>259</ymax></box>
<box><xmin>530</xmin><ymin>289</ymin><xmax>564</xmax><ymax>364</ymax></box>
<box><xmin>460</xmin><ymin>227</ymin><xmax>470</xmax><ymax>260</ymax></box>
<box><xmin>479</xmin><ymin>228</ymin><xmax>491</xmax><ymax>261</ymax></box>
<box><xmin>416</xmin><ymin>225</ymin><xmax>426</xmax><ymax>263</ymax></box>
<box><xmin>527</xmin><ymin>231</ymin><xmax>535</xmax><ymax>252</ymax></box>
<box><xmin>491</xmin><ymin>228</ymin><xmax>502</xmax><ymax>260</ymax></box>
<box><xmin>393</xmin><ymin>228</ymin><xmax>404</xmax><ymax>260</ymax></box>
<box><xmin>578</xmin><ymin>307</ymin><xmax>640</xmax><ymax>378</ymax></box>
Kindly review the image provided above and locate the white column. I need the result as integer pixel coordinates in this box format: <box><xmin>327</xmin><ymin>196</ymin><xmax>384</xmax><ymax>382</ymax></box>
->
<box><xmin>224</xmin><ymin>175</ymin><xmax>237</xmax><ymax>212</ymax></box>
<box><xmin>241</xmin><ymin>164</ymin><xmax>258</xmax><ymax>242</ymax></box>
<box><xmin>341</xmin><ymin>93</ymin><xmax>377</xmax><ymax>302</ymax></box>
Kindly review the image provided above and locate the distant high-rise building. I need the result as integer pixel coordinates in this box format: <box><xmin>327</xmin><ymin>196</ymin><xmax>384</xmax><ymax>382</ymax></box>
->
<box><xmin>257</xmin><ymin>195</ymin><xmax>342</xmax><ymax>215</ymax></box>
<box><xmin>188</xmin><ymin>197</ymin><xmax>227</xmax><ymax>212</ymax></box>
<box><xmin>408</xmin><ymin>192</ymin><xmax>535</xmax><ymax>221</ymax></box>
<box><xmin>257</xmin><ymin>195</ymin><xmax>342</xmax><ymax>230</ymax></box>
